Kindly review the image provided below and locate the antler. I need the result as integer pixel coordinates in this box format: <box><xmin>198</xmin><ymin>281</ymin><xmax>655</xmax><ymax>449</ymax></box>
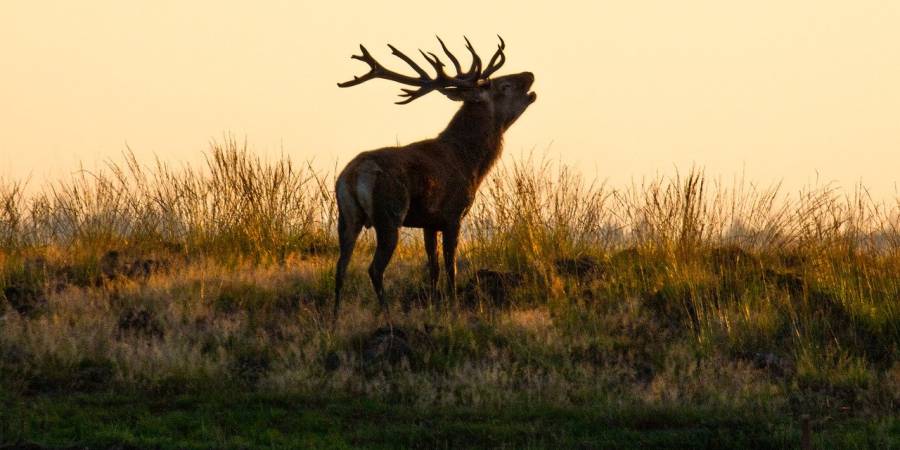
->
<box><xmin>338</xmin><ymin>36</ymin><xmax>507</xmax><ymax>105</ymax></box>
<box><xmin>481</xmin><ymin>35</ymin><xmax>506</xmax><ymax>79</ymax></box>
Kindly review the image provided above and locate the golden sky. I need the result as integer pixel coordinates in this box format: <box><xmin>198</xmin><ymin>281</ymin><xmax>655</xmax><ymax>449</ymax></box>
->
<box><xmin>3</xmin><ymin>1</ymin><xmax>900</xmax><ymax>195</ymax></box>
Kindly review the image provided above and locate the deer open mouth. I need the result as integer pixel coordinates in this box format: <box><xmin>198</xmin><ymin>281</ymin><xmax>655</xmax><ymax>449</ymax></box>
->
<box><xmin>528</xmin><ymin>91</ymin><xmax>537</xmax><ymax>103</ymax></box>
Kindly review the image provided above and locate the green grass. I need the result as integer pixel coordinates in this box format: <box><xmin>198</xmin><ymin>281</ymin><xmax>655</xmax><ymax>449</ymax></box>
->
<box><xmin>4</xmin><ymin>392</ymin><xmax>896</xmax><ymax>449</ymax></box>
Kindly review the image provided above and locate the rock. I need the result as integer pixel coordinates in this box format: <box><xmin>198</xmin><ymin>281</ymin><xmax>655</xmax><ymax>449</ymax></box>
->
<box><xmin>2</xmin><ymin>285</ymin><xmax>46</xmax><ymax>317</ymax></box>
<box><xmin>125</xmin><ymin>258</ymin><xmax>168</xmax><ymax>279</ymax></box>
<box><xmin>116</xmin><ymin>308</ymin><xmax>164</xmax><ymax>339</ymax></box>
<box><xmin>323</xmin><ymin>351</ymin><xmax>341</xmax><ymax>372</ymax></box>
<box><xmin>461</xmin><ymin>269</ymin><xmax>523</xmax><ymax>308</ymax></box>
<box><xmin>23</xmin><ymin>256</ymin><xmax>48</xmax><ymax>275</ymax></box>
<box><xmin>362</xmin><ymin>326</ymin><xmax>413</xmax><ymax>368</ymax></box>
<box><xmin>353</xmin><ymin>325</ymin><xmax>436</xmax><ymax>373</ymax></box>
<box><xmin>100</xmin><ymin>250</ymin><xmax>170</xmax><ymax>281</ymax></box>
<box><xmin>766</xmin><ymin>268</ymin><xmax>804</xmax><ymax>295</ymax></box>
<box><xmin>554</xmin><ymin>255</ymin><xmax>604</xmax><ymax>278</ymax></box>
<box><xmin>750</xmin><ymin>352</ymin><xmax>793</xmax><ymax>378</ymax></box>
<box><xmin>100</xmin><ymin>250</ymin><xmax>122</xmax><ymax>279</ymax></box>
<box><xmin>230</xmin><ymin>350</ymin><xmax>271</xmax><ymax>386</ymax></box>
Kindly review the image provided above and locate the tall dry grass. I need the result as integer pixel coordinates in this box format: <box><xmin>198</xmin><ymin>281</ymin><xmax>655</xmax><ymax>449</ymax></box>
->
<box><xmin>3</xmin><ymin>140</ymin><xmax>900</xmax><ymax>267</ymax></box>
<box><xmin>2</xmin><ymin>139</ymin><xmax>335</xmax><ymax>262</ymax></box>
<box><xmin>1</xmin><ymin>142</ymin><xmax>899</xmax><ymax>418</ymax></box>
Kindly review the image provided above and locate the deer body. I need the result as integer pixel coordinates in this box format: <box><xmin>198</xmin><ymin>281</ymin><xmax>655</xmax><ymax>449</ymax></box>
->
<box><xmin>333</xmin><ymin>37</ymin><xmax>535</xmax><ymax>320</ymax></box>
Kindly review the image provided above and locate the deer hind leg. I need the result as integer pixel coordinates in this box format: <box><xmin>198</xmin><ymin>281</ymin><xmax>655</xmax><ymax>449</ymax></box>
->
<box><xmin>366</xmin><ymin>173</ymin><xmax>408</xmax><ymax>322</ymax></box>
<box><xmin>333</xmin><ymin>212</ymin><xmax>362</xmax><ymax>322</ymax></box>
<box><xmin>424</xmin><ymin>228</ymin><xmax>440</xmax><ymax>297</ymax></box>
<box><xmin>334</xmin><ymin>179</ymin><xmax>364</xmax><ymax>322</ymax></box>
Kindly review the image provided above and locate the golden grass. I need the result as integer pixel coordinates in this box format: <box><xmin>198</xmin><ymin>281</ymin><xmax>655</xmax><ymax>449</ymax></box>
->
<box><xmin>0</xmin><ymin>140</ymin><xmax>898</xmax><ymax>418</ymax></box>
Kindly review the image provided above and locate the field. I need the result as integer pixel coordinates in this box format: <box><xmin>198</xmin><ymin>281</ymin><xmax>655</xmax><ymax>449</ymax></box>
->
<box><xmin>1</xmin><ymin>141</ymin><xmax>898</xmax><ymax>448</ymax></box>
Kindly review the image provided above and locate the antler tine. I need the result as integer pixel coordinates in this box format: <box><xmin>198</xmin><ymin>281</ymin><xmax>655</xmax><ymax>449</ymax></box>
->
<box><xmin>419</xmin><ymin>49</ymin><xmax>448</xmax><ymax>78</ymax></box>
<box><xmin>462</xmin><ymin>36</ymin><xmax>482</xmax><ymax>80</ymax></box>
<box><xmin>396</xmin><ymin>87</ymin><xmax>433</xmax><ymax>105</ymax></box>
<box><xmin>337</xmin><ymin>44</ymin><xmax>424</xmax><ymax>88</ymax></box>
<box><xmin>387</xmin><ymin>44</ymin><xmax>432</xmax><ymax>80</ymax></box>
<box><xmin>436</xmin><ymin>36</ymin><xmax>463</xmax><ymax>76</ymax></box>
<box><xmin>480</xmin><ymin>35</ymin><xmax>506</xmax><ymax>79</ymax></box>
<box><xmin>336</xmin><ymin>45</ymin><xmax>379</xmax><ymax>87</ymax></box>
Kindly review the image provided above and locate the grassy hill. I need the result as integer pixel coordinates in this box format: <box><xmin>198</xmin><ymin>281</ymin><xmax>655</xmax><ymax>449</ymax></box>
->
<box><xmin>1</xmin><ymin>142</ymin><xmax>898</xmax><ymax>448</ymax></box>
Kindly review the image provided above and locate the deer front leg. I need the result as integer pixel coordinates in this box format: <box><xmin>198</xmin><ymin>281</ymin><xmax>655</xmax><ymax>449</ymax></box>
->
<box><xmin>442</xmin><ymin>225</ymin><xmax>460</xmax><ymax>301</ymax></box>
<box><xmin>424</xmin><ymin>228</ymin><xmax>440</xmax><ymax>297</ymax></box>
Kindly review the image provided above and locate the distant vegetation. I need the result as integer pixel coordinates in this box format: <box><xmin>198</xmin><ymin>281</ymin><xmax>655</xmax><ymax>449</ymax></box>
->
<box><xmin>1</xmin><ymin>140</ymin><xmax>898</xmax><ymax>448</ymax></box>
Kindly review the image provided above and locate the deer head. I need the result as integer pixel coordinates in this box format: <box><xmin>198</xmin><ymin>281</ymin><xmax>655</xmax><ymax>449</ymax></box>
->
<box><xmin>338</xmin><ymin>36</ymin><xmax>536</xmax><ymax>131</ymax></box>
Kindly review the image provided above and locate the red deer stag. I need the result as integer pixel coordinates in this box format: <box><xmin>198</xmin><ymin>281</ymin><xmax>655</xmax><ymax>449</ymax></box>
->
<box><xmin>334</xmin><ymin>36</ymin><xmax>536</xmax><ymax>320</ymax></box>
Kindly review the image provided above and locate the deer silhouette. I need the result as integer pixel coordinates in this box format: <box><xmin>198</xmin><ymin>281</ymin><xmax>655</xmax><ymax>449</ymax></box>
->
<box><xmin>334</xmin><ymin>36</ymin><xmax>536</xmax><ymax>321</ymax></box>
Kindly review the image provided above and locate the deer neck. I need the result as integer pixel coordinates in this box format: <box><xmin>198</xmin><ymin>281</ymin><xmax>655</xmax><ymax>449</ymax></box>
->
<box><xmin>437</xmin><ymin>101</ymin><xmax>504</xmax><ymax>184</ymax></box>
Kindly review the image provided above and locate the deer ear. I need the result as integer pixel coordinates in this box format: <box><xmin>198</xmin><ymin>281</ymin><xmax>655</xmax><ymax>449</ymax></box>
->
<box><xmin>441</xmin><ymin>86</ymin><xmax>489</xmax><ymax>103</ymax></box>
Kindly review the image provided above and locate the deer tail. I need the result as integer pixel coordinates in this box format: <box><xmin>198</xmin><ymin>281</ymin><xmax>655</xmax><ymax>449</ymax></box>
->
<box><xmin>336</xmin><ymin>160</ymin><xmax>382</xmax><ymax>228</ymax></box>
